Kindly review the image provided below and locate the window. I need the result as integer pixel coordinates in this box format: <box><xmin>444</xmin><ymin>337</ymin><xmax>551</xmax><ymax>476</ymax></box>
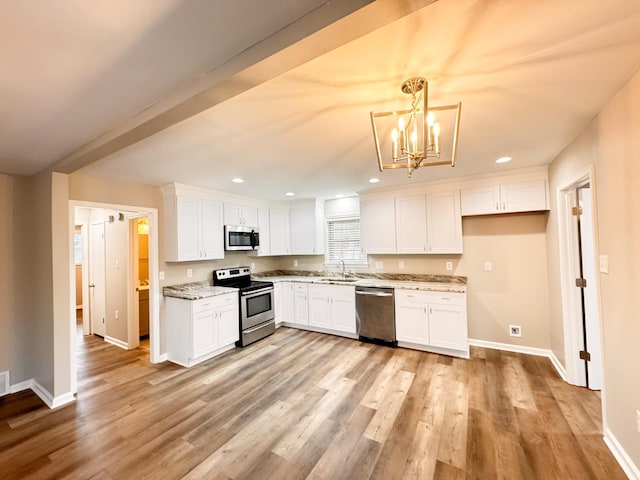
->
<box><xmin>325</xmin><ymin>216</ymin><xmax>367</xmax><ymax>265</ymax></box>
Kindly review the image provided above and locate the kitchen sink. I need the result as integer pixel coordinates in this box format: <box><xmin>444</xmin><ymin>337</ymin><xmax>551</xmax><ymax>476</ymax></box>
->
<box><xmin>318</xmin><ymin>277</ymin><xmax>359</xmax><ymax>283</ymax></box>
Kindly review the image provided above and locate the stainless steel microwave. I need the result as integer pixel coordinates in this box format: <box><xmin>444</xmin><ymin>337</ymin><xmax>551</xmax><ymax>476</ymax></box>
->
<box><xmin>224</xmin><ymin>225</ymin><xmax>260</xmax><ymax>251</ymax></box>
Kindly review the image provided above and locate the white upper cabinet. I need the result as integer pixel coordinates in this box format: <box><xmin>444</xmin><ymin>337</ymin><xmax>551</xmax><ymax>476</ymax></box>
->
<box><xmin>394</xmin><ymin>190</ymin><xmax>462</xmax><ymax>254</ymax></box>
<box><xmin>426</xmin><ymin>190</ymin><xmax>463</xmax><ymax>254</ymax></box>
<box><xmin>248</xmin><ymin>207</ymin><xmax>271</xmax><ymax>257</ymax></box>
<box><xmin>269</xmin><ymin>208</ymin><xmax>291</xmax><ymax>255</ymax></box>
<box><xmin>461</xmin><ymin>178</ymin><xmax>548</xmax><ymax>216</ymax></box>
<box><xmin>223</xmin><ymin>202</ymin><xmax>258</xmax><ymax>227</ymax></box>
<box><xmin>289</xmin><ymin>200</ymin><xmax>325</xmax><ymax>255</ymax></box>
<box><xmin>162</xmin><ymin>184</ymin><xmax>224</xmax><ymax>262</ymax></box>
<box><xmin>395</xmin><ymin>194</ymin><xmax>427</xmax><ymax>253</ymax></box>
<box><xmin>360</xmin><ymin>195</ymin><xmax>396</xmax><ymax>254</ymax></box>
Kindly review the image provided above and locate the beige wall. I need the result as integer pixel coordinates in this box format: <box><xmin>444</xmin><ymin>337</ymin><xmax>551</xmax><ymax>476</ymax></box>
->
<box><xmin>286</xmin><ymin>212</ymin><xmax>551</xmax><ymax>349</ymax></box>
<box><xmin>548</xmin><ymin>70</ymin><xmax>640</xmax><ymax>467</ymax></box>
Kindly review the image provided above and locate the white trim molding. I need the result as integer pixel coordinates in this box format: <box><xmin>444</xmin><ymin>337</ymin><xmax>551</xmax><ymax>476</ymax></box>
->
<box><xmin>105</xmin><ymin>335</ymin><xmax>129</xmax><ymax>350</ymax></box>
<box><xmin>9</xmin><ymin>379</ymin><xmax>76</xmax><ymax>409</ymax></box>
<box><xmin>468</xmin><ymin>338</ymin><xmax>567</xmax><ymax>381</ymax></box>
<box><xmin>604</xmin><ymin>427</ymin><xmax>640</xmax><ymax>480</ymax></box>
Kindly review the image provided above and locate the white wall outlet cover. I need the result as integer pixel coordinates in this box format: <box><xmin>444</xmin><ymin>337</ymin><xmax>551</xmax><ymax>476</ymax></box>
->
<box><xmin>509</xmin><ymin>325</ymin><xmax>522</xmax><ymax>337</ymax></box>
<box><xmin>250</xmin><ymin>262</ymin><xmax>256</xmax><ymax>270</ymax></box>
<box><xmin>599</xmin><ymin>254</ymin><xmax>609</xmax><ymax>274</ymax></box>
<box><xmin>187</xmin><ymin>268</ymin><xmax>193</xmax><ymax>277</ymax></box>
<box><xmin>159</xmin><ymin>271</ymin><xmax>165</xmax><ymax>280</ymax></box>
<box><xmin>293</xmin><ymin>260</ymin><xmax>298</xmax><ymax>267</ymax></box>
<box><xmin>115</xmin><ymin>310</ymin><xmax>119</xmax><ymax>320</ymax></box>
<box><xmin>446</xmin><ymin>261</ymin><xmax>453</xmax><ymax>271</ymax></box>
<box><xmin>375</xmin><ymin>261</ymin><xmax>383</xmax><ymax>269</ymax></box>
<box><xmin>484</xmin><ymin>261</ymin><xmax>492</xmax><ymax>272</ymax></box>
<box><xmin>636</xmin><ymin>410</ymin><xmax>640</xmax><ymax>434</ymax></box>
<box><xmin>399</xmin><ymin>261</ymin><xmax>405</xmax><ymax>269</ymax></box>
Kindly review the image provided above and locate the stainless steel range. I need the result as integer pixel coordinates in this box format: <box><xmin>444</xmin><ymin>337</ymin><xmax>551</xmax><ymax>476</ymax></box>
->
<box><xmin>213</xmin><ymin>267</ymin><xmax>275</xmax><ymax>347</ymax></box>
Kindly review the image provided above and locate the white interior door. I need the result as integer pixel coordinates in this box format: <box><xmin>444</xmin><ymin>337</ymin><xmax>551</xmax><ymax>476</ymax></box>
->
<box><xmin>579</xmin><ymin>187</ymin><xmax>602</xmax><ymax>390</ymax></box>
<box><xmin>89</xmin><ymin>222</ymin><xmax>106</xmax><ymax>337</ymax></box>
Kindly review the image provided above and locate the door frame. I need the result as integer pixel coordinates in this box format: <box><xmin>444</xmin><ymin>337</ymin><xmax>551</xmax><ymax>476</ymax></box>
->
<box><xmin>555</xmin><ymin>165</ymin><xmax>607</xmax><ymax>403</ymax></box>
<box><xmin>69</xmin><ymin>201</ymin><xmax>162</xmax><ymax>374</ymax></box>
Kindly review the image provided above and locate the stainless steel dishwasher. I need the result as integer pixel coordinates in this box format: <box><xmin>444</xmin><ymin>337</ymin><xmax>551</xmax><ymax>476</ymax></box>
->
<box><xmin>355</xmin><ymin>286</ymin><xmax>397</xmax><ymax>346</ymax></box>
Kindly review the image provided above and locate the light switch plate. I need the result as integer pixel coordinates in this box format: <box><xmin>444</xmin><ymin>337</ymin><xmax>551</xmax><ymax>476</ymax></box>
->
<box><xmin>375</xmin><ymin>261</ymin><xmax>383</xmax><ymax>269</ymax></box>
<box><xmin>399</xmin><ymin>261</ymin><xmax>405</xmax><ymax>270</ymax></box>
<box><xmin>159</xmin><ymin>271</ymin><xmax>165</xmax><ymax>280</ymax></box>
<box><xmin>446</xmin><ymin>261</ymin><xmax>453</xmax><ymax>271</ymax></box>
<box><xmin>187</xmin><ymin>268</ymin><xmax>193</xmax><ymax>278</ymax></box>
<box><xmin>484</xmin><ymin>261</ymin><xmax>492</xmax><ymax>272</ymax></box>
<box><xmin>293</xmin><ymin>260</ymin><xmax>298</xmax><ymax>267</ymax></box>
<box><xmin>599</xmin><ymin>255</ymin><xmax>609</xmax><ymax>274</ymax></box>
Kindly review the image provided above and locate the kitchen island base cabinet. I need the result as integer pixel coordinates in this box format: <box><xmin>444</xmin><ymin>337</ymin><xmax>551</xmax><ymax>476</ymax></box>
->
<box><xmin>395</xmin><ymin>289</ymin><xmax>468</xmax><ymax>358</ymax></box>
<box><xmin>166</xmin><ymin>293</ymin><xmax>239</xmax><ymax>367</ymax></box>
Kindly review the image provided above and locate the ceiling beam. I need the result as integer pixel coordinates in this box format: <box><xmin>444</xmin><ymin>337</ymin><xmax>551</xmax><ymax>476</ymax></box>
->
<box><xmin>52</xmin><ymin>0</ymin><xmax>437</xmax><ymax>174</ymax></box>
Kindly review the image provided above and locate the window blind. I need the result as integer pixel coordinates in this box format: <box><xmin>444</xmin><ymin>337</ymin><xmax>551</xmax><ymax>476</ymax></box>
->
<box><xmin>326</xmin><ymin>217</ymin><xmax>366</xmax><ymax>264</ymax></box>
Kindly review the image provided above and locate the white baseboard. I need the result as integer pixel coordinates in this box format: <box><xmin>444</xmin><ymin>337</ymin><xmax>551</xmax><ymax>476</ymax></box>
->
<box><xmin>105</xmin><ymin>335</ymin><xmax>129</xmax><ymax>350</ymax></box>
<box><xmin>604</xmin><ymin>427</ymin><xmax>640</xmax><ymax>480</ymax></box>
<box><xmin>9</xmin><ymin>379</ymin><xmax>75</xmax><ymax>409</ymax></box>
<box><xmin>468</xmin><ymin>338</ymin><xmax>567</xmax><ymax>380</ymax></box>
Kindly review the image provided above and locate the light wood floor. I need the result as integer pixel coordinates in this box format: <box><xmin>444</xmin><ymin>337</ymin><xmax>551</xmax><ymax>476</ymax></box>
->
<box><xmin>0</xmin><ymin>327</ymin><xmax>625</xmax><ymax>479</ymax></box>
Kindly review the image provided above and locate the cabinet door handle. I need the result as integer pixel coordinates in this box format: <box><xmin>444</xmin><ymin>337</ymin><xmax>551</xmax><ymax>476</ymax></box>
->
<box><xmin>495</xmin><ymin>202</ymin><xmax>499</xmax><ymax>211</ymax></box>
<box><xmin>502</xmin><ymin>201</ymin><xmax>506</xmax><ymax>211</ymax></box>
<box><xmin>429</xmin><ymin>307</ymin><xmax>433</xmax><ymax>314</ymax></box>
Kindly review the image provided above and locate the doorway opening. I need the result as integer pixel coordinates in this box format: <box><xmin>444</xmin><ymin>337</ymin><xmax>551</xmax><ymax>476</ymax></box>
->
<box><xmin>70</xmin><ymin>201</ymin><xmax>160</xmax><ymax>395</ymax></box>
<box><xmin>557</xmin><ymin>167</ymin><xmax>603</xmax><ymax>390</ymax></box>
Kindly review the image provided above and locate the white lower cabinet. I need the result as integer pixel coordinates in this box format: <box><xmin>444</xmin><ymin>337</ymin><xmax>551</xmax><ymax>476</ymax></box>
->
<box><xmin>308</xmin><ymin>284</ymin><xmax>356</xmax><ymax>335</ymax></box>
<box><xmin>166</xmin><ymin>293</ymin><xmax>239</xmax><ymax>367</ymax></box>
<box><xmin>293</xmin><ymin>283</ymin><xmax>309</xmax><ymax>325</ymax></box>
<box><xmin>395</xmin><ymin>289</ymin><xmax>468</xmax><ymax>357</ymax></box>
<box><xmin>280</xmin><ymin>282</ymin><xmax>295</xmax><ymax>324</ymax></box>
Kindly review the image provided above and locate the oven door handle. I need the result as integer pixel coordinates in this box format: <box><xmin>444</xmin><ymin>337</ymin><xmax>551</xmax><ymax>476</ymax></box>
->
<box><xmin>241</xmin><ymin>287</ymin><xmax>274</xmax><ymax>296</ymax></box>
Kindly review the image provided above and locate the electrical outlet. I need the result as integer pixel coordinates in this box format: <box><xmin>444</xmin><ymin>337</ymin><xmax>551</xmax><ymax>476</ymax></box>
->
<box><xmin>484</xmin><ymin>261</ymin><xmax>492</xmax><ymax>272</ymax></box>
<box><xmin>293</xmin><ymin>260</ymin><xmax>298</xmax><ymax>267</ymax></box>
<box><xmin>509</xmin><ymin>325</ymin><xmax>522</xmax><ymax>337</ymax></box>
<box><xmin>446</xmin><ymin>261</ymin><xmax>453</xmax><ymax>271</ymax></box>
<box><xmin>187</xmin><ymin>268</ymin><xmax>193</xmax><ymax>278</ymax></box>
<box><xmin>636</xmin><ymin>410</ymin><xmax>640</xmax><ymax>434</ymax></box>
<box><xmin>115</xmin><ymin>310</ymin><xmax>119</xmax><ymax>320</ymax></box>
<box><xmin>375</xmin><ymin>261</ymin><xmax>383</xmax><ymax>270</ymax></box>
<box><xmin>399</xmin><ymin>261</ymin><xmax>405</xmax><ymax>270</ymax></box>
<box><xmin>159</xmin><ymin>271</ymin><xmax>165</xmax><ymax>280</ymax></box>
<box><xmin>250</xmin><ymin>262</ymin><xmax>255</xmax><ymax>271</ymax></box>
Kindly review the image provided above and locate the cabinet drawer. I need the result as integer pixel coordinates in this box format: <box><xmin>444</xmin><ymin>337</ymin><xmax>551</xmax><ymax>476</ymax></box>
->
<box><xmin>424</xmin><ymin>292</ymin><xmax>465</xmax><ymax>306</ymax></box>
<box><xmin>396</xmin><ymin>289</ymin><xmax>465</xmax><ymax>306</ymax></box>
<box><xmin>192</xmin><ymin>294</ymin><xmax>236</xmax><ymax>314</ymax></box>
<box><xmin>395</xmin><ymin>290</ymin><xmax>430</xmax><ymax>304</ymax></box>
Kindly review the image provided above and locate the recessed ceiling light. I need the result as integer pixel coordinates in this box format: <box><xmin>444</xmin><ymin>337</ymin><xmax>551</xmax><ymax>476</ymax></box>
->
<box><xmin>285</xmin><ymin>192</ymin><xmax>295</xmax><ymax>197</ymax></box>
<box><xmin>495</xmin><ymin>156</ymin><xmax>512</xmax><ymax>164</ymax></box>
<box><xmin>232</xmin><ymin>177</ymin><xmax>244</xmax><ymax>183</ymax></box>
<box><xmin>369</xmin><ymin>177</ymin><xmax>380</xmax><ymax>184</ymax></box>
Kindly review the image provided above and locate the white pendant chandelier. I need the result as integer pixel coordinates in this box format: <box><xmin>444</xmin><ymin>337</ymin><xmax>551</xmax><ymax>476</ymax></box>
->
<box><xmin>370</xmin><ymin>77</ymin><xmax>462</xmax><ymax>177</ymax></box>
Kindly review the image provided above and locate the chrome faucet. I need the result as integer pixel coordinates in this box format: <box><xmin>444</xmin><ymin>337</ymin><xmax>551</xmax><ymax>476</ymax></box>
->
<box><xmin>339</xmin><ymin>259</ymin><xmax>346</xmax><ymax>279</ymax></box>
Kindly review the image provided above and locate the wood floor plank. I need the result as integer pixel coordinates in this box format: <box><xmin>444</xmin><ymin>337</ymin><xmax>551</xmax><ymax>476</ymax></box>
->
<box><xmin>0</xmin><ymin>327</ymin><xmax>625</xmax><ymax>479</ymax></box>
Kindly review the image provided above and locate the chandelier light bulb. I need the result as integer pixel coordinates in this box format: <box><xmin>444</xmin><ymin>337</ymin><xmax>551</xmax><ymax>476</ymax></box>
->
<box><xmin>391</xmin><ymin>128</ymin><xmax>398</xmax><ymax>160</ymax></box>
<box><xmin>427</xmin><ymin>111</ymin><xmax>435</xmax><ymax>126</ymax></box>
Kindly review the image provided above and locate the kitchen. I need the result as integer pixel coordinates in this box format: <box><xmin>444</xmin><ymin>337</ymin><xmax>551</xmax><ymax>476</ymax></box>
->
<box><xmin>1</xmin><ymin>0</ymin><xmax>640</xmax><ymax>478</ymax></box>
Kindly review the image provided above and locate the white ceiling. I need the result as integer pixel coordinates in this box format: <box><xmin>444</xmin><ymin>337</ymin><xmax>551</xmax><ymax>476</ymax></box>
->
<box><xmin>4</xmin><ymin>0</ymin><xmax>640</xmax><ymax>201</ymax></box>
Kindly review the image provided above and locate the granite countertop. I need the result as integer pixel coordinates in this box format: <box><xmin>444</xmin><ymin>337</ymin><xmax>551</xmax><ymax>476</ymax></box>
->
<box><xmin>163</xmin><ymin>281</ymin><xmax>238</xmax><ymax>300</ymax></box>
<box><xmin>253</xmin><ymin>270</ymin><xmax>467</xmax><ymax>293</ymax></box>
